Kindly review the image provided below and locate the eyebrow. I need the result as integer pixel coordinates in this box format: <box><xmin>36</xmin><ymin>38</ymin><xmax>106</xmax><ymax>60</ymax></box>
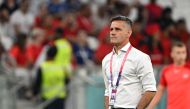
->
<box><xmin>110</xmin><ymin>27</ymin><xmax>122</xmax><ymax>31</ymax></box>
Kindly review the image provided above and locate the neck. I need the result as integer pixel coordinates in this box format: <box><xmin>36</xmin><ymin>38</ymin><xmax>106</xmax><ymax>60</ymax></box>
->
<box><xmin>114</xmin><ymin>41</ymin><xmax>129</xmax><ymax>54</ymax></box>
<box><xmin>174</xmin><ymin>61</ymin><xmax>186</xmax><ymax>66</ymax></box>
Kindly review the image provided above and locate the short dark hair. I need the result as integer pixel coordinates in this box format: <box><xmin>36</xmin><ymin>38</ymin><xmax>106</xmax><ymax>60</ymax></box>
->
<box><xmin>110</xmin><ymin>15</ymin><xmax>133</xmax><ymax>28</ymax></box>
<box><xmin>171</xmin><ymin>41</ymin><xmax>186</xmax><ymax>49</ymax></box>
<box><xmin>47</xmin><ymin>45</ymin><xmax>57</xmax><ymax>59</ymax></box>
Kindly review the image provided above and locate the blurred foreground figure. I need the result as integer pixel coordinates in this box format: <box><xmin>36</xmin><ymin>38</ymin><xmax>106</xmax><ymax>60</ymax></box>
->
<box><xmin>148</xmin><ymin>41</ymin><xmax>190</xmax><ymax>109</ymax></box>
<box><xmin>33</xmin><ymin>45</ymin><xmax>70</xmax><ymax>109</ymax></box>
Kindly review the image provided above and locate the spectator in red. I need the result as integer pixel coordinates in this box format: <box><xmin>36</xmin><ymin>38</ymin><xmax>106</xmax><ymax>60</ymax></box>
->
<box><xmin>175</xmin><ymin>18</ymin><xmax>190</xmax><ymax>45</ymax></box>
<box><xmin>146</xmin><ymin>24</ymin><xmax>164</xmax><ymax>65</ymax></box>
<box><xmin>39</xmin><ymin>14</ymin><xmax>60</xmax><ymax>44</ymax></box>
<box><xmin>94</xmin><ymin>25</ymin><xmax>113</xmax><ymax>64</ymax></box>
<box><xmin>160</xmin><ymin>24</ymin><xmax>175</xmax><ymax>64</ymax></box>
<box><xmin>60</xmin><ymin>13</ymin><xmax>79</xmax><ymax>43</ymax></box>
<box><xmin>77</xmin><ymin>4</ymin><xmax>94</xmax><ymax>35</ymax></box>
<box><xmin>26</xmin><ymin>28</ymin><xmax>45</xmax><ymax>67</ymax></box>
<box><xmin>9</xmin><ymin>33</ymin><xmax>29</xmax><ymax>68</ymax></box>
<box><xmin>97</xmin><ymin>25</ymin><xmax>110</xmax><ymax>43</ymax></box>
<box><xmin>130</xmin><ymin>20</ymin><xmax>149</xmax><ymax>54</ymax></box>
<box><xmin>146</xmin><ymin>0</ymin><xmax>162</xmax><ymax>23</ymax></box>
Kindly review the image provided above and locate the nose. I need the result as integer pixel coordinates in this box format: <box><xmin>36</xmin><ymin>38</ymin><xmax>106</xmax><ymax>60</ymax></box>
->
<box><xmin>110</xmin><ymin>30</ymin><xmax>116</xmax><ymax>36</ymax></box>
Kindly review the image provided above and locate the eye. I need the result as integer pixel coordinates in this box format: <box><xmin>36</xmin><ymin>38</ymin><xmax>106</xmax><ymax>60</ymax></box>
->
<box><xmin>115</xmin><ymin>27</ymin><xmax>122</xmax><ymax>31</ymax></box>
<box><xmin>115</xmin><ymin>28</ymin><xmax>120</xmax><ymax>30</ymax></box>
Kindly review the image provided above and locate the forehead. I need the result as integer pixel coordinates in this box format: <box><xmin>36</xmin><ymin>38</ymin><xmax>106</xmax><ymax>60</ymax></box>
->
<box><xmin>110</xmin><ymin>20</ymin><xmax>128</xmax><ymax>28</ymax></box>
<box><xmin>172</xmin><ymin>46</ymin><xmax>186</xmax><ymax>51</ymax></box>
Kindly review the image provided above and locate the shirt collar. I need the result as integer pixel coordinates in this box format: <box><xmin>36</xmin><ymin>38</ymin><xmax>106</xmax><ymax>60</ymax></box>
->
<box><xmin>112</xmin><ymin>42</ymin><xmax>131</xmax><ymax>54</ymax></box>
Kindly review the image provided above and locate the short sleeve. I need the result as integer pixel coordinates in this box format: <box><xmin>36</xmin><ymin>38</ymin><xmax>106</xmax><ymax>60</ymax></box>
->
<box><xmin>159</xmin><ymin>68</ymin><xmax>167</xmax><ymax>87</ymax></box>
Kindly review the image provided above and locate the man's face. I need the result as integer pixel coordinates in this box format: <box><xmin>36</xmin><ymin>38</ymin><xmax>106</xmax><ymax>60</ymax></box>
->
<box><xmin>171</xmin><ymin>46</ymin><xmax>187</xmax><ymax>64</ymax></box>
<box><xmin>109</xmin><ymin>20</ymin><xmax>131</xmax><ymax>45</ymax></box>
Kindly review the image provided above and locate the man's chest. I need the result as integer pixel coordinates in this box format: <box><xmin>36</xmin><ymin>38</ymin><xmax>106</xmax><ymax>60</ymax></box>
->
<box><xmin>165</xmin><ymin>69</ymin><xmax>190</xmax><ymax>86</ymax></box>
<box><xmin>104</xmin><ymin>57</ymin><xmax>137</xmax><ymax>81</ymax></box>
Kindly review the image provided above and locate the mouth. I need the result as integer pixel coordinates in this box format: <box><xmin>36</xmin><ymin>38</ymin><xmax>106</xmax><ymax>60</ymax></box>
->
<box><xmin>110</xmin><ymin>37</ymin><xmax>117</xmax><ymax>39</ymax></box>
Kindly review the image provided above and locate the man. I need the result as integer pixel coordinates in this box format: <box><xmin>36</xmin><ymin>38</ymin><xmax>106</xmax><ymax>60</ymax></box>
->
<box><xmin>10</xmin><ymin>0</ymin><xmax>34</xmax><ymax>37</ymax></box>
<box><xmin>53</xmin><ymin>28</ymin><xmax>72</xmax><ymax>68</ymax></box>
<box><xmin>102</xmin><ymin>15</ymin><xmax>156</xmax><ymax>109</ymax></box>
<box><xmin>147</xmin><ymin>41</ymin><xmax>190</xmax><ymax>109</ymax></box>
<box><xmin>33</xmin><ymin>45</ymin><xmax>70</xmax><ymax>109</ymax></box>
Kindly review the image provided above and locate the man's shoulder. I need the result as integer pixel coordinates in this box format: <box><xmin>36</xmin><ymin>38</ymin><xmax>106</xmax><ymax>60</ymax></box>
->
<box><xmin>102</xmin><ymin>52</ymin><xmax>112</xmax><ymax>64</ymax></box>
<box><xmin>131</xmin><ymin>47</ymin><xmax>150</xmax><ymax>59</ymax></box>
<box><xmin>161</xmin><ymin>64</ymin><xmax>174</xmax><ymax>74</ymax></box>
<box><xmin>183</xmin><ymin>65</ymin><xmax>190</xmax><ymax>72</ymax></box>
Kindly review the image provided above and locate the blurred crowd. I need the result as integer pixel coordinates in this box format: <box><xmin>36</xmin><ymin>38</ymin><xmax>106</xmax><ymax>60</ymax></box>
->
<box><xmin>0</xmin><ymin>0</ymin><xmax>190</xmax><ymax>104</ymax></box>
<box><xmin>0</xmin><ymin>0</ymin><xmax>190</xmax><ymax>69</ymax></box>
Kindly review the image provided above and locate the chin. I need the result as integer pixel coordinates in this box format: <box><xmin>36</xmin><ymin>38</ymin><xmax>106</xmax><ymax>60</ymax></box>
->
<box><xmin>110</xmin><ymin>42</ymin><xmax>116</xmax><ymax>44</ymax></box>
<box><xmin>110</xmin><ymin>40</ymin><xmax>116</xmax><ymax>43</ymax></box>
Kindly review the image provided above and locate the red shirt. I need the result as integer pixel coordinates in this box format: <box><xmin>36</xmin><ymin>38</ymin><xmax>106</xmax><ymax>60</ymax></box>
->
<box><xmin>160</xmin><ymin>33</ymin><xmax>172</xmax><ymax>57</ymax></box>
<box><xmin>26</xmin><ymin>44</ymin><xmax>43</xmax><ymax>64</ymax></box>
<box><xmin>160</xmin><ymin>64</ymin><xmax>190</xmax><ymax>109</ymax></box>
<box><xmin>146</xmin><ymin>3</ymin><xmax>162</xmax><ymax>22</ymax></box>
<box><xmin>150</xmin><ymin>46</ymin><xmax>163</xmax><ymax>65</ymax></box>
<box><xmin>130</xmin><ymin>33</ymin><xmax>143</xmax><ymax>47</ymax></box>
<box><xmin>160</xmin><ymin>33</ymin><xmax>172</xmax><ymax>63</ymax></box>
<box><xmin>98</xmin><ymin>25</ymin><xmax>109</xmax><ymax>43</ymax></box>
<box><xmin>94</xmin><ymin>43</ymin><xmax>112</xmax><ymax>64</ymax></box>
<box><xmin>77</xmin><ymin>15</ymin><xmax>93</xmax><ymax>33</ymax></box>
<box><xmin>9</xmin><ymin>46</ymin><xmax>28</xmax><ymax>67</ymax></box>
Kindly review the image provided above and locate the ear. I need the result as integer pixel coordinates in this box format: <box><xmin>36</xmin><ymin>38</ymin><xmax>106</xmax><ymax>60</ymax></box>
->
<box><xmin>127</xmin><ymin>30</ymin><xmax>132</xmax><ymax>37</ymax></box>
<box><xmin>170</xmin><ymin>51</ymin><xmax>174</xmax><ymax>58</ymax></box>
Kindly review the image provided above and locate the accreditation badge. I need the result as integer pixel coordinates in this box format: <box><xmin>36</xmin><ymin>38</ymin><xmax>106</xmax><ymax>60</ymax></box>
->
<box><xmin>109</xmin><ymin>87</ymin><xmax>117</xmax><ymax>106</ymax></box>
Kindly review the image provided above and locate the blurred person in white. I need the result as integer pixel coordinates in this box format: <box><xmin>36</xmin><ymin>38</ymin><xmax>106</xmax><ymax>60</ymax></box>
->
<box><xmin>102</xmin><ymin>15</ymin><xmax>156</xmax><ymax>109</ymax></box>
<box><xmin>0</xmin><ymin>41</ymin><xmax>16</xmax><ymax>109</ymax></box>
<box><xmin>0</xmin><ymin>42</ymin><xmax>7</xmax><ymax>73</ymax></box>
<box><xmin>10</xmin><ymin>0</ymin><xmax>34</xmax><ymax>38</ymax></box>
<box><xmin>92</xmin><ymin>5</ymin><xmax>109</xmax><ymax>34</ymax></box>
<box><xmin>0</xmin><ymin>8</ymin><xmax>13</xmax><ymax>50</ymax></box>
<box><xmin>147</xmin><ymin>41</ymin><xmax>190</xmax><ymax>109</ymax></box>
